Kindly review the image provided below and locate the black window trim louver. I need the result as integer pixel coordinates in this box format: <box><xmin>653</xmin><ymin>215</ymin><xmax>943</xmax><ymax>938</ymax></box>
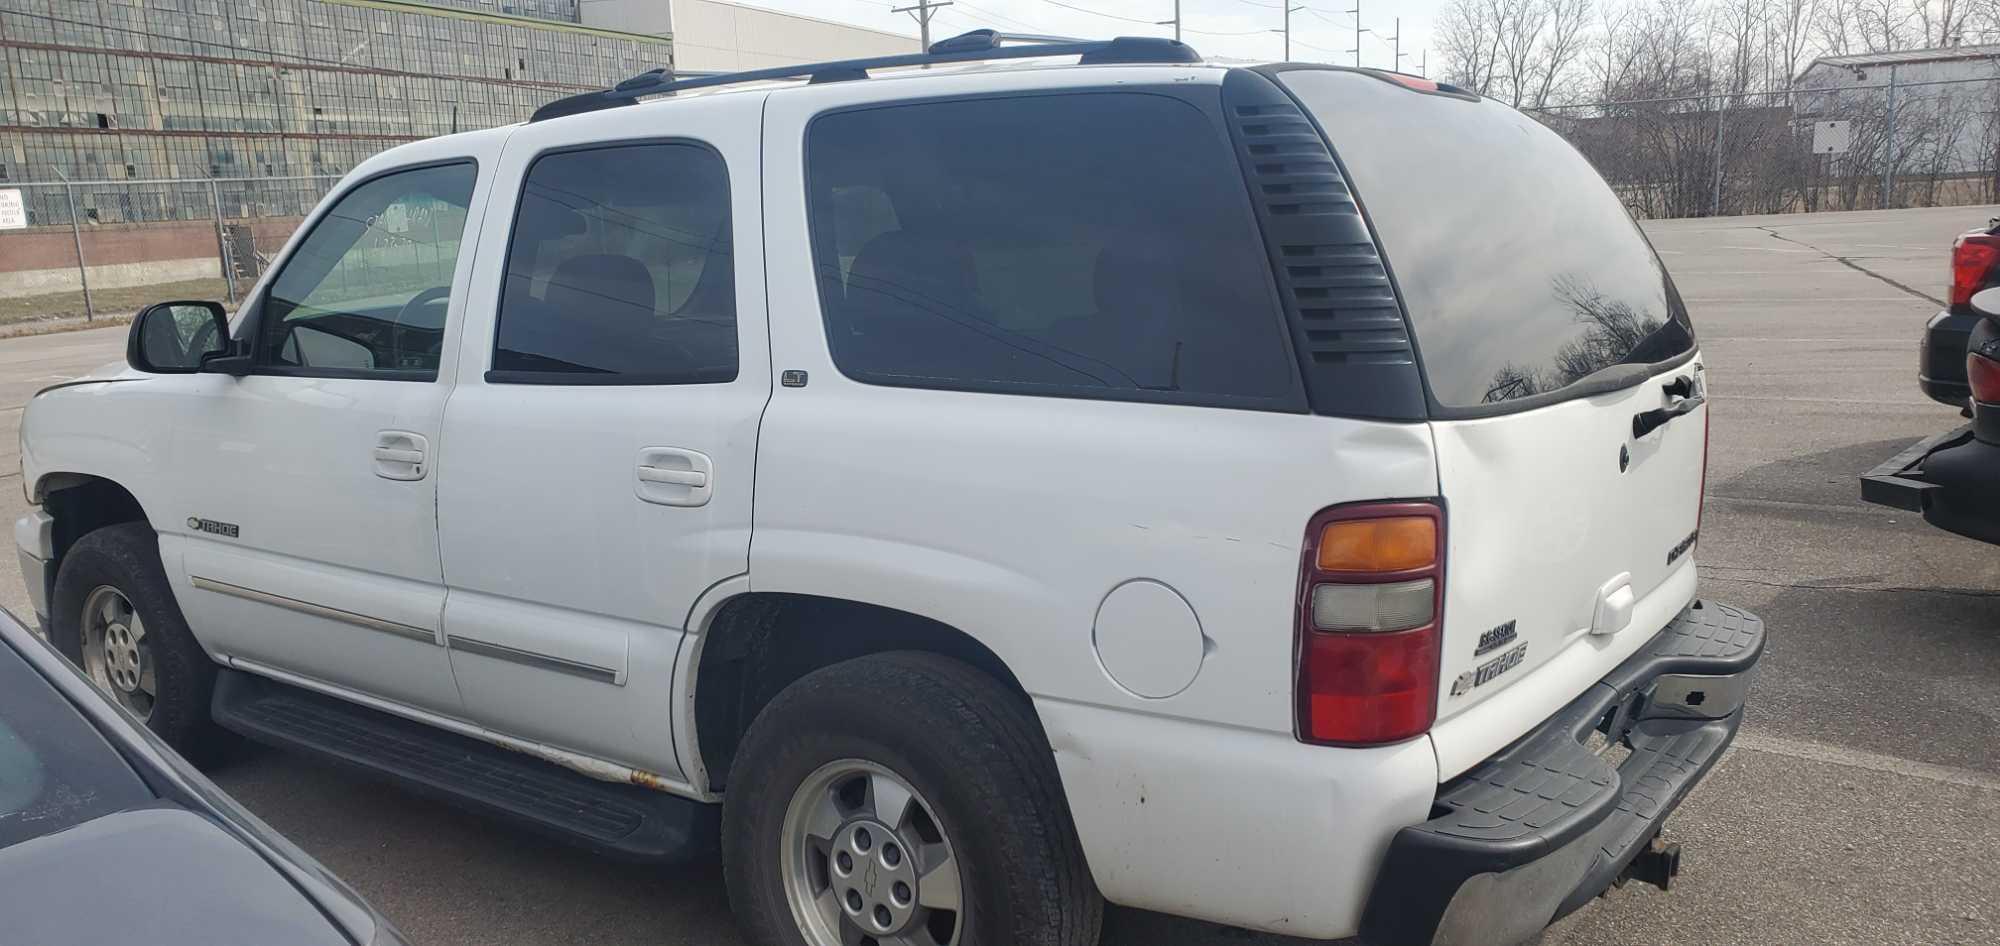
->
<box><xmin>1220</xmin><ymin>66</ymin><xmax>1430</xmax><ymax>422</ymax></box>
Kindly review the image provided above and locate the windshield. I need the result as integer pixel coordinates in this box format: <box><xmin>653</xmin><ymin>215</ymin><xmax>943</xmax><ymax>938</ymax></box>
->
<box><xmin>0</xmin><ymin>643</ymin><xmax>152</xmax><ymax>849</ymax></box>
<box><xmin>1275</xmin><ymin>68</ymin><xmax>1696</xmax><ymax>410</ymax></box>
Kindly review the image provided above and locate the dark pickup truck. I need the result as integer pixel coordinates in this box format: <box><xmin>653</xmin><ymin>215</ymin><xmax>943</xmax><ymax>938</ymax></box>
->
<box><xmin>1864</xmin><ymin>228</ymin><xmax>2000</xmax><ymax>543</ymax></box>
<box><xmin>1918</xmin><ymin>222</ymin><xmax>2000</xmax><ymax>407</ymax></box>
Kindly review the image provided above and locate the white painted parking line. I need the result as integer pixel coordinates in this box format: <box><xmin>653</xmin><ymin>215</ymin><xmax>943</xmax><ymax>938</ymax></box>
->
<box><xmin>1719</xmin><ymin>394</ymin><xmax>1932</xmax><ymax>405</ymax></box>
<box><xmin>1731</xmin><ymin>731</ymin><xmax>2000</xmax><ymax>793</ymax></box>
<box><xmin>1700</xmin><ymin>336</ymin><xmax>1911</xmax><ymax>342</ymax></box>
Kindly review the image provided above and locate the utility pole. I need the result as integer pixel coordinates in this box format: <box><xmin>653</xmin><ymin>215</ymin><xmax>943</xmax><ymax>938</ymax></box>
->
<box><xmin>1881</xmin><ymin>63</ymin><xmax>1899</xmax><ymax>209</ymax></box>
<box><xmin>892</xmin><ymin>0</ymin><xmax>952</xmax><ymax>51</ymax></box>
<box><xmin>1419</xmin><ymin>49</ymin><xmax>1427</xmax><ymax>77</ymax></box>
<box><xmin>1388</xmin><ymin>17</ymin><xmax>1403</xmax><ymax>72</ymax></box>
<box><xmin>1347</xmin><ymin>0</ymin><xmax>1363</xmax><ymax>67</ymax></box>
<box><xmin>1157</xmin><ymin>1</ymin><xmax>1180</xmax><ymax>42</ymax></box>
<box><xmin>1270</xmin><ymin>5</ymin><xmax>1304</xmax><ymax>60</ymax></box>
<box><xmin>1711</xmin><ymin>79</ymin><xmax>1725</xmax><ymax>216</ymax></box>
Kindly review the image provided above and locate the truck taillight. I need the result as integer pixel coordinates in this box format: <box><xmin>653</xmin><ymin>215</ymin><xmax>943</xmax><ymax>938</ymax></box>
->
<box><xmin>1295</xmin><ymin>501</ymin><xmax>1442</xmax><ymax>746</ymax></box>
<box><xmin>1699</xmin><ymin>402</ymin><xmax>1710</xmax><ymax>535</ymax></box>
<box><xmin>1969</xmin><ymin>348</ymin><xmax>2000</xmax><ymax>404</ymax></box>
<box><xmin>1950</xmin><ymin>234</ymin><xmax>2000</xmax><ymax>307</ymax></box>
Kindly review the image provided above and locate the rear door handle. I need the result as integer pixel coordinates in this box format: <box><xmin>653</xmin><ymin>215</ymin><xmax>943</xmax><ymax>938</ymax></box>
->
<box><xmin>637</xmin><ymin>466</ymin><xmax>708</xmax><ymax>488</ymax></box>
<box><xmin>373</xmin><ymin>430</ymin><xmax>429</xmax><ymax>481</ymax></box>
<box><xmin>1633</xmin><ymin>376</ymin><xmax>1706</xmax><ymax>439</ymax></box>
<box><xmin>1631</xmin><ymin>396</ymin><xmax>1704</xmax><ymax>438</ymax></box>
<box><xmin>635</xmin><ymin>447</ymin><xmax>714</xmax><ymax>507</ymax></box>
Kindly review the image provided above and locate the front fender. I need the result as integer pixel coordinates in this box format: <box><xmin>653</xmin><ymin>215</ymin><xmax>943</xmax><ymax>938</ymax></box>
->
<box><xmin>22</xmin><ymin>377</ymin><xmax>177</xmax><ymax>526</ymax></box>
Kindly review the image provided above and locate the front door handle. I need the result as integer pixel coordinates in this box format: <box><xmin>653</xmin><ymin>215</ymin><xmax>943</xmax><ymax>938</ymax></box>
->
<box><xmin>635</xmin><ymin>447</ymin><xmax>713</xmax><ymax>507</ymax></box>
<box><xmin>373</xmin><ymin>430</ymin><xmax>429</xmax><ymax>481</ymax></box>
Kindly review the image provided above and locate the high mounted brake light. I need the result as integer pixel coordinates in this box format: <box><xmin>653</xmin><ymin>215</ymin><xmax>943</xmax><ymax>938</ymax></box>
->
<box><xmin>1382</xmin><ymin>73</ymin><xmax>1440</xmax><ymax>92</ymax></box>
<box><xmin>1295</xmin><ymin>501</ymin><xmax>1443</xmax><ymax>746</ymax></box>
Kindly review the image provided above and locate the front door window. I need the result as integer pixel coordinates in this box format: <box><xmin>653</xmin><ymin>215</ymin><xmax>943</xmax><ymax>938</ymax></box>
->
<box><xmin>257</xmin><ymin>162</ymin><xmax>477</xmax><ymax>380</ymax></box>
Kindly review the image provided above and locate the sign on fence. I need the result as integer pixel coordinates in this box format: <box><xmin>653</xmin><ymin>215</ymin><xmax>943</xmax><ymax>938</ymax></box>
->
<box><xmin>0</xmin><ymin>188</ymin><xmax>24</xmax><ymax>229</ymax></box>
<box><xmin>1812</xmin><ymin>121</ymin><xmax>1852</xmax><ymax>155</ymax></box>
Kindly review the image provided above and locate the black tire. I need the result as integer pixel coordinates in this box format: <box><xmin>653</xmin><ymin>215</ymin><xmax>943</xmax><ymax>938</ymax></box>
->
<box><xmin>50</xmin><ymin>521</ymin><xmax>220</xmax><ymax>757</ymax></box>
<box><xmin>723</xmin><ymin>651</ymin><xmax>1102</xmax><ymax>946</ymax></box>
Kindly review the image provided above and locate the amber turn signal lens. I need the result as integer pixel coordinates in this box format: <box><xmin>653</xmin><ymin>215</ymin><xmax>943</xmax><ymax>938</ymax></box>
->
<box><xmin>1316</xmin><ymin>517</ymin><xmax>1437</xmax><ymax>573</ymax></box>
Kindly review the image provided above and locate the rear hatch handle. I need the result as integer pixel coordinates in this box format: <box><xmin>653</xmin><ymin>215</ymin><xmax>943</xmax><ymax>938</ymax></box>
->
<box><xmin>1632</xmin><ymin>374</ymin><xmax>1705</xmax><ymax>438</ymax></box>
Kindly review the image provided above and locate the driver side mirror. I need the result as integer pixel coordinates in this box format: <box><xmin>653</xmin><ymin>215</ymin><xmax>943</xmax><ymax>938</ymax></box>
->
<box><xmin>126</xmin><ymin>301</ymin><xmax>237</xmax><ymax>374</ymax></box>
<box><xmin>1972</xmin><ymin>287</ymin><xmax>2000</xmax><ymax>320</ymax></box>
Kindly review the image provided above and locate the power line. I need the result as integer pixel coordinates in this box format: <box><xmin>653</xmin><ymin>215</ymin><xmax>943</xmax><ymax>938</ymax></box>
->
<box><xmin>1184</xmin><ymin>24</ymin><xmax>1283</xmax><ymax>36</ymax></box>
<box><xmin>1038</xmin><ymin>0</ymin><xmax>1159</xmax><ymax>25</ymax></box>
<box><xmin>892</xmin><ymin>0</ymin><xmax>954</xmax><ymax>50</ymax></box>
<box><xmin>1021</xmin><ymin>0</ymin><xmax>1275</xmax><ymax>38</ymax></box>
<box><xmin>1276</xmin><ymin>2</ymin><xmax>1304</xmax><ymax>60</ymax></box>
<box><xmin>945</xmin><ymin>0</ymin><xmax>1049</xmax><ymax>33</ymax></box>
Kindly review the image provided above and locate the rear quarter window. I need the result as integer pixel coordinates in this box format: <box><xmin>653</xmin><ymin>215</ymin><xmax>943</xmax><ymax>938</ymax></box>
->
<box><xmin>1274</xmin><ymin>69</ymin><xmax>1695</xmax><ymax>411</ymax></box>
<box><xmin>804</xmin><ymin>90</ymin><xmax>1304</xmax><ymax>411</ymax></box>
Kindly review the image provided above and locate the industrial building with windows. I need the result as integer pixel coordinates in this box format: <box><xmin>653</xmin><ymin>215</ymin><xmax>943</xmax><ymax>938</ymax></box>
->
<box><xmin>0</xmin><ymin>0</ymin><xmax>915</xmax><ymax>301</ymax></box>
<box><xmin>0</xmin><ymin>0</ymin><xmax>677</xmax><ymax>225</ymax></box>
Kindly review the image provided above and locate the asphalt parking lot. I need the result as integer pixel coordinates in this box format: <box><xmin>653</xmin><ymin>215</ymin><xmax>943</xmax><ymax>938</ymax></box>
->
<box><xmin>3</xmin><ymin>204</ymin><xmax>1998</xmax><ymax>945</ymax></box>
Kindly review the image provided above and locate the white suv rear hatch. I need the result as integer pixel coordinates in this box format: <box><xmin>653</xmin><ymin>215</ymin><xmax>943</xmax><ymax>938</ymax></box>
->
<box><xmin>1274</xmin><ymin>68</ymin><xmax>1707</xmax><ymax>778</ymax></box>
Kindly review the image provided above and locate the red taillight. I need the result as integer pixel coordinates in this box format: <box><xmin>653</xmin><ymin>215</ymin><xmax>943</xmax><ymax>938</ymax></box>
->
<box><xmin>1969</xmin><ymin>350</ymin><xmax>2000</xmax><ymax>403</ymax></box>
<box><xmin>1295</xmin><ymin>501</ymin><xmax>1442</xmax><ymax>746</ymax></box>
<box><xmin>1950</xmin><ymin>234</ymin><xmax>2000</xmax><ymax>307</ymax></box>
<box><xmin>1698</xmin><ymin>401</ymin><xmax>1710</xmax><ymax>535</ymax></box>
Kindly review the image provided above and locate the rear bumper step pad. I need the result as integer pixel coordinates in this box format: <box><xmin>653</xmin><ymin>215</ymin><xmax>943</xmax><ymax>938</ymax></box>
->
<box><xmin>211</xmin><ymin>669</ymin><xmax>717</xmax><ymax>862</ymax></box>
<box><xmin>1359</xmin><ymin>600</ymin><xmax>1764</xmax><ymax>946</ymax></box>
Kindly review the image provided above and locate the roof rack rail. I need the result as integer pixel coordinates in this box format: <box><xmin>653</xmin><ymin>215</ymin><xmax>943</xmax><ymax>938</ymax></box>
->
<box><xmin>529</xmin><ymin>29</ymin><xmax>1202</xmax><ymax>123</ymax></box>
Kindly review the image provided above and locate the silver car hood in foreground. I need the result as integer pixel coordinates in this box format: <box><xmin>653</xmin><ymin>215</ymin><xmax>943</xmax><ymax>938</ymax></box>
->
<box><xmin>0</xmin><ymin>805</ymin><xmax>349</xmax><ymax>946</ymax></box>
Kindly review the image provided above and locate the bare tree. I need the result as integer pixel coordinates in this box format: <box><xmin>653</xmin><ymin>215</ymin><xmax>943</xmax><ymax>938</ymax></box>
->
<box><xmin>1533</xmin><ymin>0</ymin><xmax>1597</xmax><ymax>106</ymax></box>
<box><xmin>1913</xmin><ymin>0</ymin><xmax>1985</xmax><ymax>46</ymax></box>
<box><xmin>1438</xmin><ymin>0</ymin><xmax>1507</xmax><ymax>95</ymax></box>
<box><xmin>1485</xmin><ymin>0</ymin><xmax>2000</xmax><ymax>217</ymax></box>
<box><xmin>1814</xmin><ymin>0</ymin><xmax>1861</xmax><ymax>53</ymax></box>
<box><xmin>1716</xmin><ymin>0</ymin><xmax>1771</xmax><ymax>95</ymax></box>
<box><xmin>1590</xmin><ymin>0</ymin><xmax>1648</xmax><ymax>99</ymax></box>
<box><xmin>1776</xmin><ymin>0</ymin><xmax>1820</xmax><ymax>87</ymax></box>
<box><xmin>1854</xmin><ymin>0</ymin><xmax>1916</xmax><ymax>49</ymax></box>
<box><xmin>1496</xmin><ymin>0</ymin><xmax>1552</xmax><ymax>106</ymax></box>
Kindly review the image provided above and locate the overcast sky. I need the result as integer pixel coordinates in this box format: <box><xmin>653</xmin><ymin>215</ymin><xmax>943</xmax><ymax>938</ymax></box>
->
<box><xmin>730</xmin><ymin>0</ymin><xmax>1443</xmax><ymax>75</ymax></box>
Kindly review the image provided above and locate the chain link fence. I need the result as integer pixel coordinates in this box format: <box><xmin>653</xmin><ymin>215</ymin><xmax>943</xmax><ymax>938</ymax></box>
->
<box><xmin>1529</xmin><ymin>74</ymin><xmax>2000</xmax><ymax>220</ymax></box>
<box><xmin>0</xmin><ymin>174</ymin><xmax>340</xmax><ymax>326</ymax></box>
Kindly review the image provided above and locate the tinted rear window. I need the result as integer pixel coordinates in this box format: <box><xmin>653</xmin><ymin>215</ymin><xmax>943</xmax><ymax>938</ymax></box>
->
<box><xmin>1276</xmin><ymin>69</ymin><xmax>1694</xmax><ymax>409</ymax></box>
<box><xmin>805</xmin><ymin>91</ymin><xmax>1302</xmax><ymax>410</ymax></box>
<box><xmin>493</xmin><ymin>142</ymin><xmax>736</xmax><ymax>384</ymax></box>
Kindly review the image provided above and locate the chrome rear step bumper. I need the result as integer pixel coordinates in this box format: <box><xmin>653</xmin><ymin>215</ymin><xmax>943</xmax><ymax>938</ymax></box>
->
<box><xmin>1359</xmin><ymin>600</ymin><xmax>1765</xmax><ymax>946</ymax></box>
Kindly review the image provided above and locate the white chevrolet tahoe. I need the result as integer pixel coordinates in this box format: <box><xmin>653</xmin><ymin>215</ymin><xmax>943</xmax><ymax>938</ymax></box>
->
<box><xmin>15</xmin><ymin>32</ymin><xmax>1762</xmax><ymax>946</ymax></box>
